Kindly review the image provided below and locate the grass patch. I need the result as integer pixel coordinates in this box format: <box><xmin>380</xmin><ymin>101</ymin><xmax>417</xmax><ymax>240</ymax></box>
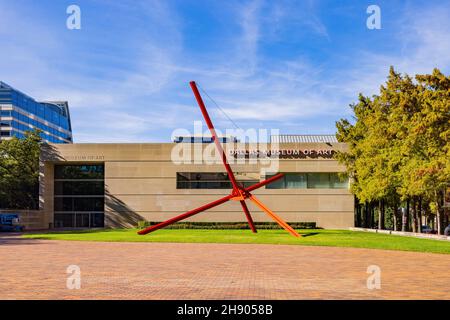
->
<box><xmin>23</xmin><ymin>228</ymin><xmax>450</xmax><ymax>254</ymax></box>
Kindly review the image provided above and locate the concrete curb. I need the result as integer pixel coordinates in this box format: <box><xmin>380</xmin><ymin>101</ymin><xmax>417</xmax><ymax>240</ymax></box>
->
<box><xmin>349</xmin><ymin>227</ymin><xmax>450</xmax><ymax>242</ymax></box>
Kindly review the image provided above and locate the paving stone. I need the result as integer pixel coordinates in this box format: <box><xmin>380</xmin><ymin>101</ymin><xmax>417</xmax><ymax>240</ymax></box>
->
<box><xmin>0</xmin><ymin>235</ymin><xmax>449</xmax><ymax>299</ymax></box>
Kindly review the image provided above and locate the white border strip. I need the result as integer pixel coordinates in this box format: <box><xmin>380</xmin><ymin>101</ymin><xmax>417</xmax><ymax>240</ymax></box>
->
<box><xmin>349</xmin><ymin>227</ymin><xmax>450</xmax><ymax>241</ymax></box>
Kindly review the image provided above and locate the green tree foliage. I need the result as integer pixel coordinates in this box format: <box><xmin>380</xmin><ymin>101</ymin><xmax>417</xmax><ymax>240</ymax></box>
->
<box><xmin>0</xmin><ymin>130</ymin><xmax>42</xmax><ymax>209</ymax></box>
<box><xmin>336</xmin><ymin>67</ymin><xmax>450</xmax><ymax>234</ymax></box>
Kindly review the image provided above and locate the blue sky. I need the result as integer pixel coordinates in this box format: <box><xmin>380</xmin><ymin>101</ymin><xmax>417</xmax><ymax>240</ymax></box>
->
<box><xmin>0</xmin><ymin>0</ymin><xmax>449</xmax><ymax>142</ymax></box>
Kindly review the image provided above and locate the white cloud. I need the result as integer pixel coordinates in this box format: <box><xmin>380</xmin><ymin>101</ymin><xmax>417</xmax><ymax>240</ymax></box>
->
<box><xmin>1</xmin><ymin>1</ymin><xmax>449</xmax><ymax>143</ymax></box>
<box><xmin>236</xmin><ymin>0</ymin><xmax>262</xmax><ymax>72</ymax></box>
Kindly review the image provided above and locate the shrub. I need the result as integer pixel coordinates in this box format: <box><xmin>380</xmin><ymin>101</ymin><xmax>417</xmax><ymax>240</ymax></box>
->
<box><xmin>136</xmin><ymin>221</ymin><xmax>317</xmax><ymax>230</ymax></box>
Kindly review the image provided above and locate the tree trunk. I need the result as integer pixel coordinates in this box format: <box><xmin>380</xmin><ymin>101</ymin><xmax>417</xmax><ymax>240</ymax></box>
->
<box><xmin>402</xmin><ymin>199</ymin><xmax>410</xmax><ymax>232</ymax></box>
<box><xmin>411</xmin><ymin>197</ymin><xmax>417</xmax><ymax>233</ymax></box>
<box><xmin>407</xmin><ymin>198</ymin><xmax>410</xmax><ymax>231</ymax></box>
<box><xmin>355</xmin><ymin>197</ymin><xmax>361</xmax><ymax>227</ymax></box>
<box><xmin>401</xmin><ymin>205</ymin><xmax>406</xmax><ymax>232</ymax></box>
<box><xmin>445</xmin><ymin>210</ymin><xmax>449</xmax><ymax>229</ymax></box>
<box><xmin>436</xmin><ymin>205</ymin><xmax>442</xmax><ymax>235</ymax></box>
<box><xmin>378</xmin><ymin>200</ymin><xmax>385</xmax><ymax>230</ymax></box>
<box><xmin>392</xmin><ymin>204</ymin><xmax>398</xmax><ymax>231</ymax></box>
<box><xmin>435</xmin><ymin>190</ymin><xmax>443</xmax><ymax>235</ymax></box>
<box><xmin>417</xmin><ymin>197</ymin><xmax>422</xmax><ymax>233</ymax></box>
<box><xmin>366</xmin><ymin>202</ymin><xmax>370</xmax><ymax>228</ymax></box>
<box><xmin>371</xmin><ymin>203</ymin><xmax>375</xmax><ymax>228</ymax></box>
<box><xmin>364</xmin><ymin>202</ymin><xmax>369</xmax><ymax>228</ymax></box>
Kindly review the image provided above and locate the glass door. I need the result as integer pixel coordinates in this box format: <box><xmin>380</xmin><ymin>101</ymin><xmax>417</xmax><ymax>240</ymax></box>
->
<box><xmin>75</xmin><ymin>213</ymin><xmax>90</xmax><ymax>228</ymax></box>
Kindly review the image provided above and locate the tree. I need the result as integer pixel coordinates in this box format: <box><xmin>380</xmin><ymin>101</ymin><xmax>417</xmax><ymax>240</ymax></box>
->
<box><xmin>402</xmin><ymin>69</ymin><xmax>450</xmax><ymax>234</ymax></box>
<box><xmin>0</xmin><ymin>130</ymin><xmax>42</xmax><ymax>209</ymax></box>
<box><xmin>336</xmin><ymin>67</ymin><xmax>450</xmax><ymax>234</ymax></box>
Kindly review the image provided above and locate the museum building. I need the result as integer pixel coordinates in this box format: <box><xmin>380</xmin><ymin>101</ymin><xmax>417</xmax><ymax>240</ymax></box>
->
<box><xmin>38</xmin><ymin>135</ymin><xmax>354</xmax><ymax>229</ymax></box>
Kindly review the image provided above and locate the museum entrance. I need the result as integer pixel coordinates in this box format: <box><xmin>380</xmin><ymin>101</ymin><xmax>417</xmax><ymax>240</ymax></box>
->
<box><xmin>53</xmin><ymin>164</ymin><xmax>105</xmax><ymax>228</ymax></box>
<box><xmin>54</xmin><ymin>212</ymin><xmax>104</xmax><ymax>228</ymax></box>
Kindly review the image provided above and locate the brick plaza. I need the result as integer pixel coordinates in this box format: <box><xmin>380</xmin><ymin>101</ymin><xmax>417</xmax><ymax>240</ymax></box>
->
<box><xmin>0</xmin><ymin>235</ymin><xmax>449</xmax><ymax>299</ymax></box>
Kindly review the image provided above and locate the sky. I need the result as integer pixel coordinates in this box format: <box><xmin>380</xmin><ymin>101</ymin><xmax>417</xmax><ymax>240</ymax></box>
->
<box><xmin>0</xmin><ymin>0</ymin><xmax>449</xmax><ymax>143</ymax></box>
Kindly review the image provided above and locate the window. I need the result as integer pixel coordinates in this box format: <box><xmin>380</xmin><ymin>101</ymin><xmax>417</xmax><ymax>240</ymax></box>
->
<box><xmin>330</xmin><ymin>173</ymin><xmax>349</xmax><ymax>189</ymax></box>
<box><xmin>286</xmin><ymin>173</ymin><xmax>307</xmax><ymax>188</ymax></box>
<box><xmin>54</xmin><ymin>181</ymin><xmax>104</xmax><ymax>195</ymax></box>
<box><xmin>55</xmin><ymin>164</ymin><xmax>104</xmax><ymax>179</ymax></box>
<box><xmin>266</xmin><ymin>173</ymin><xmax>348</xmax><ymax>189</ymax></box>
<box><xmin>54</xmin><ymin>164</ymin><xmax>105</xmax><ymax>228</ymax></box>
<box><xmin>307</xmin><ymin>173</ymin><xmax>330</xmax><ymax>189</ymax></box>
<box><xmin>176</xmin><ymin>172</ymin><xmax>259</xmax><ymax>189</ymax></box>
<box><xmin>54</xmin><ymin>213</ymin><xmax>104</xmax><ymax>228</ymax></box>
<box><xmin>54</xmin><ymin>213</ymin><xmax>75</xmax><ymax>228</ymax></box>
<box><xmin>54</xmin><ymin>197</ymin><xmax>104</xmax><ymax>212</ymax></box>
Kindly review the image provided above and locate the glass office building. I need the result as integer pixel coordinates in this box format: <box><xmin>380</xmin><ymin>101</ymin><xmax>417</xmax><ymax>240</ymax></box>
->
<box><xmin>0</xmin><ymin>81</ymin><xmax>72</xmax><ymax>143</ymax></box>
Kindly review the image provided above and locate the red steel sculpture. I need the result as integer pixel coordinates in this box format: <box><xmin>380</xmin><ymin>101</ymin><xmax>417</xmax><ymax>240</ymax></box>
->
<box><xmin>138</xmin><ymin>81</ymin><xmax>301</xmax><ymax>237</ymax></box>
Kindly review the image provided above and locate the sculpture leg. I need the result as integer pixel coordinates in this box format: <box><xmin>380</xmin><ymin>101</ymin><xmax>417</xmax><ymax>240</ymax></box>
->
<box><xmin>138</xmin><ymin>194</ymin><xmax>234</xmax><ymax>235</ymax></box>
<box><xmin>240</xmin><ymin>200</ymin><xmax>257</xmax><ymax>233</ymax></box>
<box><xmin>248</xmin><ymin>194</ymin><xmax>301</xmax><ymax>237</ymax></box>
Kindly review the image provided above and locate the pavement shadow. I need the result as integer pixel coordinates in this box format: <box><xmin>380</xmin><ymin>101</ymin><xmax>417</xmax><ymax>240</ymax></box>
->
<box><xmin>0</xmin><ymin>233</ymin><xmax>52</xmax><ymax>246</ymax></box>
<box><xmin>301</xmin><ymin>232</ymin><xmax>319</xmax><ymax>237</ymax></box>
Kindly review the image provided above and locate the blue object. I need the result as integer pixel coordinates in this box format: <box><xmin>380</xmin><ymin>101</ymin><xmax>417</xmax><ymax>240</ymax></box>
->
<box><xmin>0</xmin><ymin>214</ymin><xmax>24</xmax><ymax>232</ymax></box>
